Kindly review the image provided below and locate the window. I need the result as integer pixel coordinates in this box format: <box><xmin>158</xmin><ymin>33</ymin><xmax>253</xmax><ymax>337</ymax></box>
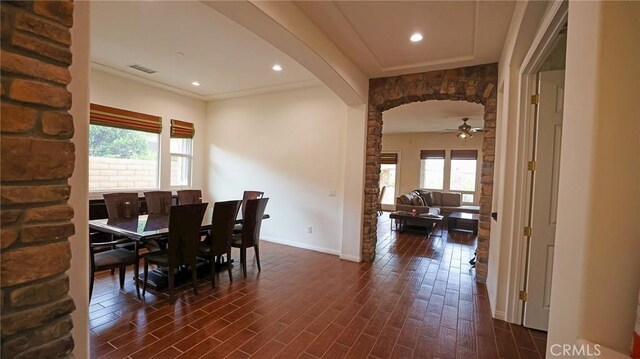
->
<box><xmin>450</xmin><ymin>150</ymin><xmax>478</xmax><ymax>203</ymax></box>
<box><xmin>170</xmin><ymin>138</ymin><xmax>192</xmax><ymax>186</ymax></box>
<box><xmin>417</xmin><ymin>149</ymin><xmax>479</xmax><ymax>204</ymax></box>
<box><xmin>89</xmin><ymin>104</ymin><xmax>161</xmax><ymax>192</ymax></box>
<box><xmin>170</xmin><ymin>119</ymin><xmax>195</xmax><ymax>187</ymax></box>
<box><xmin>380</xmin><ymin>153</ymin><xmax>398</xmax><ymax>205</ymax></box>
<box><xmin>420</xmin><ymin>150</ymin><xmax>445</xmax><ymax>190</ymax></box>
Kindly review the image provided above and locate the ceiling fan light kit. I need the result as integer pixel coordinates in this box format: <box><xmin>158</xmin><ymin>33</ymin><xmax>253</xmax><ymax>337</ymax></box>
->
<box><xmin>457</xmin><ymin>118</ymin><xmax>474</xmax><ymax>139</ymax></box>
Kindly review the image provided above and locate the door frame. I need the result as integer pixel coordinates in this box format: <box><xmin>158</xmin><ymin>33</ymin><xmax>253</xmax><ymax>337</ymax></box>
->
<box><xmin>504</xmin><ymin>1</ymin><xmax>568</xmax><ymax>324</ymax></box>
<box><xmin>380</xmin><ymin>149</ymin><xmax>401</xmax><ymax>211</ymax></box>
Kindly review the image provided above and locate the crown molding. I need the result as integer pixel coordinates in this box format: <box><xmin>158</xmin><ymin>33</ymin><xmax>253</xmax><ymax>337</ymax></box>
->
<box><xmin>203</xmin><ymin>78</ymin><xmax>323</xmax><ymax>101</ymax></box>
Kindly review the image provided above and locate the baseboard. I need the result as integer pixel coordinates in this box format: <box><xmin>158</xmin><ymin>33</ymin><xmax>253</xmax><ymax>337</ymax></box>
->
<box><xmin>260</xmin><ymin>236</ymin><xmax>340</xmax><ymax>256</ymax></box>
<box><xmin>493</xmin><ymin>310</ymin><xmax>506</xmax><ymax>321</ymax></box>
<box><xmin>339</xmin><ymin>254</ymin><xmax>362</xmax><ymax>262</ymax></box>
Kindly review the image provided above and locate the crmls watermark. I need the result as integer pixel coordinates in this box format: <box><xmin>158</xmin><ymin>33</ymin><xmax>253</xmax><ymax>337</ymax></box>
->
<box><xmin>550</xmin><ymin>344</ymin><xmax>602</xmax><ymax>357</ymax></box>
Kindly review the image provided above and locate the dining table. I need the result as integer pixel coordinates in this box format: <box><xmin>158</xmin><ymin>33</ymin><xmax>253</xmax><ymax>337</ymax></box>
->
<box><xmin>89</xmin><ymin>212</ymin><xmax>270</xmax><ymax>290</ymax></box>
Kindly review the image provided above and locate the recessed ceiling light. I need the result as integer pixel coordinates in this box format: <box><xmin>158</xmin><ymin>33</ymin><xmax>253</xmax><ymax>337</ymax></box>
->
<box><xmin>192</xmin><ymin>81</ymin><xmax>200</xmax><ymax>86</ymax></box>
<box><xmin>410</xmin><ymin>33</ymin><xmax>423</xmax><ymax>42</ymax></box>
<box><xmin>272</xmin><ymin>64</ymin><xmax>283</xmax><ymax>72</ymax></box>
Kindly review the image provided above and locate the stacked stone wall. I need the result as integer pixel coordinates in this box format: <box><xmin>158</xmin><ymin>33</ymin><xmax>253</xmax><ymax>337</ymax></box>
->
<box><xmin>1</xmin><ymin>1</ymin><xmax>76</xmax><ymax>357</ymax></box>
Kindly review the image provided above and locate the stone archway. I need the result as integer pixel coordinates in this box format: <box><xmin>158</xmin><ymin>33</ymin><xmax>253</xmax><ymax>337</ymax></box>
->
<box><xmin>362</xmin><ymin>63</ymin><xmax>498</xmax><ymax>282</ymax></box>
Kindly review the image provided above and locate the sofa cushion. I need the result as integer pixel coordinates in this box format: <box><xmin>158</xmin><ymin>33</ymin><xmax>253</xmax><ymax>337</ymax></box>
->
<box><xmin>441</xmin><ymin>192</ymin><xmax>461</xmax><ymax>207</ymax></box>
<box><xmin>431</xmin><ymin>191</ymin><xmax>442</xmax><ymax>205</ymax></box>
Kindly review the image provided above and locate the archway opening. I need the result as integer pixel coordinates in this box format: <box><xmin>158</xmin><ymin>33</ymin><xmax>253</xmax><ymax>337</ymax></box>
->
<box><xmin>362</xmin><ymin>64</ymin><xmax>498</xmax><ymax>282</ymax></box>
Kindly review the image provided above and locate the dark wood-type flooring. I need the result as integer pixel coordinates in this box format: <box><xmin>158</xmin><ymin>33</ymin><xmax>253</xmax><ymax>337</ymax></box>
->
<box><xmin>89</xmin><ymin>212</ymin><xmax>547</xmax><ymax>358</ymax></box>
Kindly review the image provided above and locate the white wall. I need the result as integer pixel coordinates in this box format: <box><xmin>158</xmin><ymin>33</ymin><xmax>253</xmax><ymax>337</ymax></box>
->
<box><xmin>206</xmin><ymin>86</ymin><xmax>352</xmax><ymax>255</ymax></box>
<box><xmin>382</xmin><ymin>132</ymin><xmax>484</xmax><ymax>203</ymax></box>
<box><xmin>68</xmin><ymin>1</ymin><xmax>90</xmax><ymax>357</ymax></box>
<box><xmin>548</xmin><ymin>1</ymin><xmax>640</xmax><ymax>354</ymax></box>
<box><xmin>89</xmin><ymin>69</ymin><xmax>207</xmax><ymax>196</ymax></box>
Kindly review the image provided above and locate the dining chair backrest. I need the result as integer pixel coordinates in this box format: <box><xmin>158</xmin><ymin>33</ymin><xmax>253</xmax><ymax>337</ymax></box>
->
<box><xmin>144</xmin><ymin>191</ymin><xmax>173</xmax><ymax>215</ymax></box>
<box><xmin>241</xmin><ymin>191</ymin><xmax>264</xmax><ymax>217</ymax></box>
<box><xmin>178</xmin><ymin>190</ymin><xmax>203</xmax><ymax>205</ymax></box>
<box><xmin>209</xmin><ymin>200</ymin><xmax>241</xmax><ymax>256</ymax></box>
<box><xmin>241</xmin><ymin>198</ymin><xmax>269</xmax><ymax>247</ymax></box>
<box><xmin>168</xmin><ymin>203</ymin><xmax>208</xmax><ymax>267</ymax></box>
<box><xmin>378</xmin><ymin>186</ymin><xmax>386</xmax><ymax>203</ymax></box>
<box><xmin>104</xmin><ymin>192</ymin><xmax>139</xmax><ymax>219</ymax></box>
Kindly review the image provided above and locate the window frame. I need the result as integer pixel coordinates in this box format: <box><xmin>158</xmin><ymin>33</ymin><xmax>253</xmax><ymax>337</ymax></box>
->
<box><xmin>419</xmin><ymin>157</ymin><xmax>446</xmax><ymax>191</ymax></box>
<box><xmin>449</xmin><ymin>157</ymin><xmax>478</xmax><ymax>204</ymax></box>
<box><xmin>418</xmin><ymin>149</ymin><xmax>481</xmax><ymax>205</ymax></box>
<box><xmin>169</xmin><ymin>137</ymin><xmax>194</xmax><ymax>188</ymax></box>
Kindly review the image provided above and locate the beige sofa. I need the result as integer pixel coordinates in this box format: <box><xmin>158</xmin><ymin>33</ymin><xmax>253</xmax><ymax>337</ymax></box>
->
<box><xmin>395</xmin><ymin>189</ymin><xmax>479</xmax><ymax>229</ymax></box>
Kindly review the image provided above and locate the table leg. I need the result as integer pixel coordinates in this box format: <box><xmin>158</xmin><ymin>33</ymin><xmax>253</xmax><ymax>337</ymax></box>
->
<box><xmin>429</xmin><ymin>220</ymin><xmax>443</xmax><ymax>239</ymax></box>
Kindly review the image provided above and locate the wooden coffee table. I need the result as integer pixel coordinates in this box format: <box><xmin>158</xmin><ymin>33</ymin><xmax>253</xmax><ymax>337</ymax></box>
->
<box><xmin>389</xmin><ymin>211</ymin><xmax>444</xmax><ymax>238</ymax></box>
<box><xmin>448</xmin><ymin>212</ymin><xmax>479</xmax><ymax>235</ymax></box>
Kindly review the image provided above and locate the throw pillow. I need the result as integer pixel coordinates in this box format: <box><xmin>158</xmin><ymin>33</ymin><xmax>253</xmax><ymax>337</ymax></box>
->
<box><xmin>399</xmin><ymin>194</ymin><xmax>412</xmax><ymax>205</ymax></box>
<box><xmin>423</xmin><ymin>192</ymin><xmax>435</xmax><ymax>206</ymax></box>
<box><xmin>412</xmin><ymin>196</ymin><xmax>425</xmax><ymax>206</ymax></box>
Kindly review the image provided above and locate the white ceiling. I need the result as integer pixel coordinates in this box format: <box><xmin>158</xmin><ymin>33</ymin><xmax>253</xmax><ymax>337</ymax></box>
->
<box><xmin>90</xmin><ymin>1</ymin><xmax>515</xmax><ymax>101</ymax></box>
<box><xmin>90</xmin><ymin>1</ymin><xmax>317</xmax><ymax>100</ymax></box>
<box><xmin>295</xmin><ymin>1</ymin><xmax>516</xmax><ymax>77</ymax></box>
<box><xmin>382</xmin><ymin>100</ymin><xmax>484</xmax><ymax>134</ymax></box>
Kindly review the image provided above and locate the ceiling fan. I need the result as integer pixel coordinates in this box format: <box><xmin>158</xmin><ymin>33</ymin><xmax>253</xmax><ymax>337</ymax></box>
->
<box><xmin>443</xmin><ymin>118</ymin><xmax>484</xmax><ymax>139</ymax></box>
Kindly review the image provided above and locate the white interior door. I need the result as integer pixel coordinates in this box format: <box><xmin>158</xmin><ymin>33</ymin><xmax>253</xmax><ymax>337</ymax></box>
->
<box><xmin>524</xmin><ymin>70</ymin><xmax>565</xmax><ymax>331</ymax></box>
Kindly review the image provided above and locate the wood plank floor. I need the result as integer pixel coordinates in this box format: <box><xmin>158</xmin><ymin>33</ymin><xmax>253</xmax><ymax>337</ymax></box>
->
<box><xmin>89</xmin><ymin>212</ymin><xmax>547</xmax><ymax>358</ymax></box>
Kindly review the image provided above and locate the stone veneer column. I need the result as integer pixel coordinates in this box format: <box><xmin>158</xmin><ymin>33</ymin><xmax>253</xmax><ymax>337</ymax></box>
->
<box><xmin>363</xmin><ymin>64</ymin><xmax>498</xmax><ymax>282</ymax></box>
<box><xmin>1</xmin><ymin>1</ymin><xmax>76</xmax><ymax>357</ymax></box>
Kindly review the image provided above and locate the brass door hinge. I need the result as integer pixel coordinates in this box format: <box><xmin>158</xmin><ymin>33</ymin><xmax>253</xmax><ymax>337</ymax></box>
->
<box><xmin>527</xmin><ymin>160</ymin><xmax>537</xmax><ymax>171</ymax></box>
<box><xmin>524</xmin><ymin>226</ymin><xmax>532</xmax><ymax>237</ymax></box>
<box><xmin>519</xmin><ymin>290</ymin><xmax>528</xmax><ymax>301</ymax></box>
<box><xmin>531</xmin><ymin>94</ymin><xmax>540</xmax><ymax>105</ymax></box>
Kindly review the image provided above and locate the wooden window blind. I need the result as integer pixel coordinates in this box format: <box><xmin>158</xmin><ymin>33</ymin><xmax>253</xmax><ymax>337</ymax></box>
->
<box><xmin>420</xmin><ymin>150</ymin><xmax>446</xmax><ymax>159</ymax></box>
<box><xmin>89</xmin><ymin>103</ymin><xmax>162</xmax><ymax>133</ymax></box>
<box><xmin>170</xmin><ymin>119</ymin><xmax>195</xmax><ymax>138</ymax></box>
<box><xmin>380</xmin><ymin>153</ymin><xmax>398</xmax><ymax>165</ymax></box>
<box><xmin>451</xmin><ymin>149</ymin><xmax>478</xmax><ymax>160</ymax></box>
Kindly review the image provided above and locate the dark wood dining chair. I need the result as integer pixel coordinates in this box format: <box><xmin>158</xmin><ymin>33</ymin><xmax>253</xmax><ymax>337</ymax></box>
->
<box><xmin>143</xmin><ymin>191</ymin><xmax>173</xmax><ymax>215</ymax></box>
<box><xmin>199</xmin><ymin>200</ymin><xmax>241</xmax><ymax>287</ymax></box>
<box><xmin>103</xmin><ymin>192</ymin><xmax>139</xmax><ymax>261</ymax></box>
<box><xmin>104</xmin><ymin>192</ymin><xmax>139</xmax><ymax>219</ymax></box>
<box><xmin>377</xmin><ymin>185</ymin><xmax>386</xmax><ymax>216</ymax></box>
<box><xmin>90</xmin><ymin>232</ymin><xmax>140</xmax><ymax>301</ymax></box>
<box><xmin>233</xmin><ymin>190</ymin><xmax>264</xmax><ymax>234</ymax></box>
<box><xmin>143</xmin><ymin>203</ymin><xmax>208</xmax><ymax>303</ymax></box>
<box><xmin>232</xmin><ymin>198</ymin><xmax>269</xmax><ymax>279</ymax></box>
<box><xmin>177</xmin><ymin>190</ymin><xmax>203</xmax><ymax>205</ymax></box>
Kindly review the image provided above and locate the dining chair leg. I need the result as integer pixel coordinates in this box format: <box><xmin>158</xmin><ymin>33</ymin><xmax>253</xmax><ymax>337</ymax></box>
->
<box><xmin>118</xmin><ymin>265</ymin><xmax>126</xmax><ymax>289</ymax></box>
<box><xmin>226</xmin><ymin>251</ymin><xmax>233</xmax><ymax>282</ymax></box>
<box><xmin>142</xmin><ymin>259</ymin><xmax>149</xmax><ymax>297</ymax></box>
<box><xmin>191</xmin><ymin>263</ymin><xmax>198</xmax><ymax>295</ymax></box>
<box><xmin>133</xmin><ymin>259</ymin><xmax>140</xmax><ymax>300</ymax></box>
<box><xmin>210</xmin><ymin>255</ymin><xmax>216</xmax><ymax>288</ymax></box>
<box><xmin>89</xmin><ymin>266</ymin><xmax>95</xmax><ymax>301</ymax></box>
<box><xmin>254</xmin><ymin>245</ymin><xmax>261</xmax><ymax>272</ymax></box>
<box><xmin>168</xmin><ymin>265</ymin><xmax>175</xmax><ymax>304</ymax></box>
<box><xmin>240</xmin><ymin>247</ymin><xmax>247</xmax><ymax>279</ymax></box>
